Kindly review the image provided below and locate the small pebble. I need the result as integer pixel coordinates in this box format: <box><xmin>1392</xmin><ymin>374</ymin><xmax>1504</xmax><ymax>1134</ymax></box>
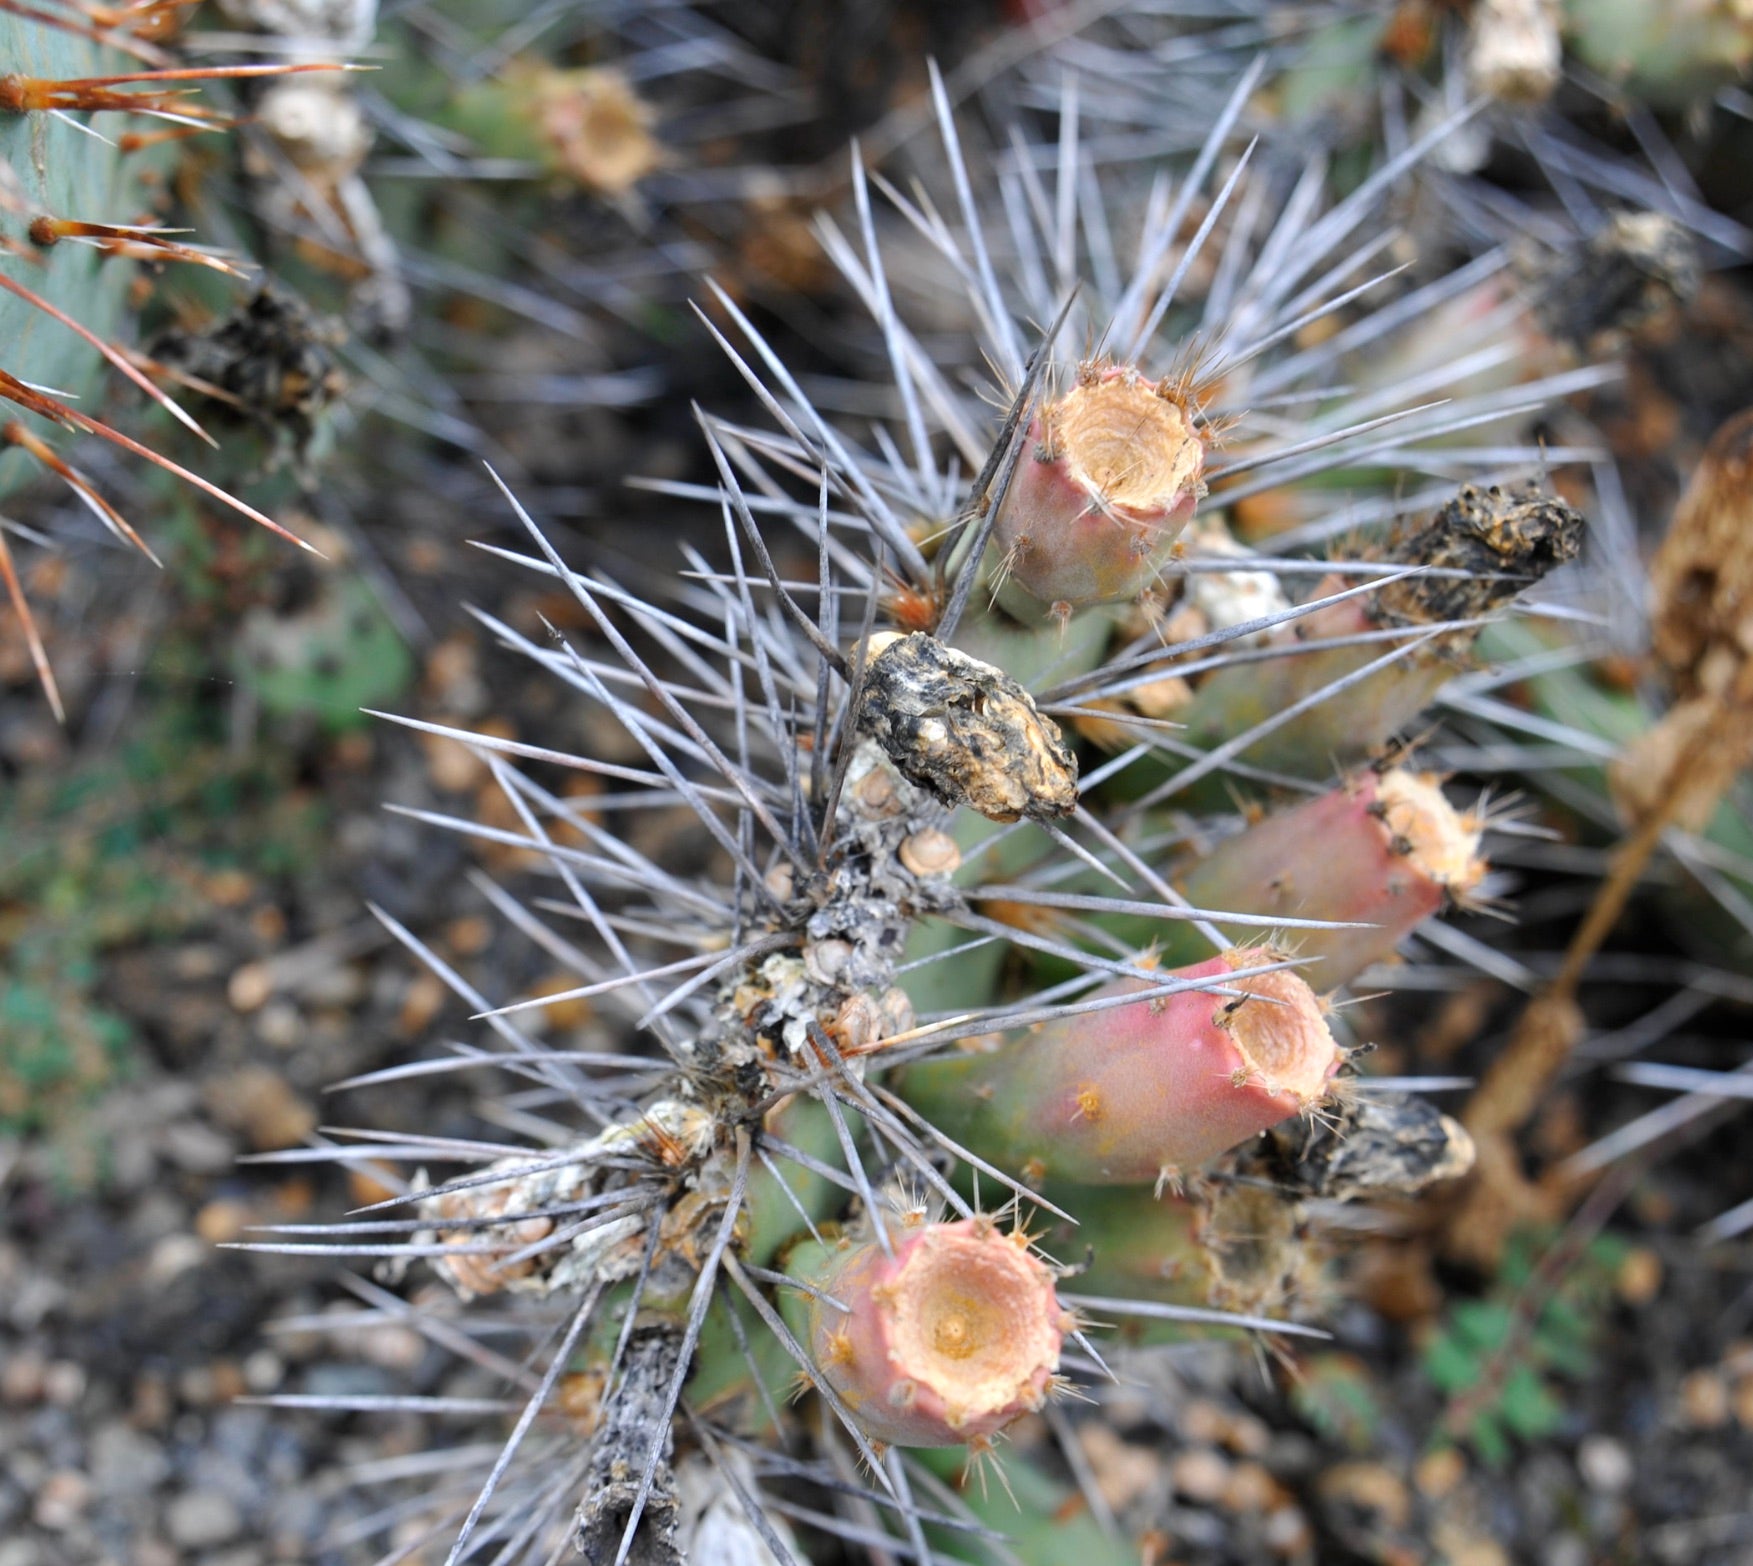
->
<box><xmin>256</xmin><ymin>1001</ymin><xmax>302</xmax><ymax>1051</ymax></box>
<box><xmin>197</xmin><ymin>1200</ymin><xmax>253</xmax><ymax>1246</ymax></box>
<box><xmin>243</xmin><ymin>1351</ymin><xmax>285</xmax><ymax>1394</ymax></box>
<box><xmin>1316</xmin><ymin>1461</ymin><xmax>1411</xmax><ymax>1530</ymax></box>
<box><xmin>90</xmin><ymin>1422</ymin><xmax>171</xmax><ymax>1497</ymax></box>
<box><xmin>1263</xmin><ymin>1504</ymin><xmax>1312</xmax><ymax>1556</ymax></box>
<box><xmin>206</xmin><ymin>1068</ymin><xmax>316</xmax><ymax>1151</ymax></box>
<box><xmin>1221</xmin><ymin>1461</ymin><xmax>1280</xmax><ymax>1513</ymax></box>
<box><xmin>1170</xmin><ymin>1448</ymin><xmax>1231</xmax><ymax>1504</ymax></box>
<box><xmin>31</xmin><ymin>1470</ymin><xmax>90</xmax><ymax>1530</ymax></box>
<box><xmin>166</xmin><ymin>1490</ymin><xmax>244</xmax><ymax>1550</ymax></box>
<box><xmin>1077</xmin><ymin>1424</ymin><xmax>1158</xmax><ymax>1511</ymax></box>
<box><xmin>228</xmin><ymin>962</ymin><xmax>274</xmax><ymax>1012</ymax></box>
<box><xmin>1415</xmin><ymin>1445</ymin><xmax>1466</xmax><ymax>1500</ymax></box>
<box><xmin>1679</xmin><ymin>1368</ymin><xmax>1731</xmax><ymax>1429</ymax></box>
<box><xmin>160</xmin><ymin>1121</ymin><xmax>236</xmax><ymax>1175</ymax></box>
<box><xmin>1</xmin><ymin>1352</ymin><xmax>46</xmax><ymax>1406</ymax></box>
<box><xmin>147</xmin><ymin>1233</ymin><xmax>208</xmax><ymax>1285</ymax></box>
<box><xmin>1615</xmin><ymin>1247</ymin><xmax>1662</xmax><ymax>1306</ymax></box>
<box><xmin>42</xmin><ymin>1361</ymin><xmax>86</xmax><ymax>1407</ymax></box>
<box><xmin>1576</xmin><ymin>1435</ymin><xmax>1632</xmax><ymax>1494</ymax></box>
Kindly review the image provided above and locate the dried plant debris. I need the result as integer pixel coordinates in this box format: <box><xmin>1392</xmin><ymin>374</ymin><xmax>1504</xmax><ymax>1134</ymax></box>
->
<box><xmin>854</xmin><ymin>632</ymin><xmax>1078</xmax><ymax>822</ymax></box>
<box><xmin>1646</xmin><ymin>405</ymin><xmax>1753</xmax><ymax>697</ymax></box>
<box><xmin>1257</xmin><ymin>1093</ymin><xmax>1478</xmax><ymax>1203</ymax></box>
<box><xmin>1612</xmin><ymin>405</ymin><xmax>1753</xmax><ymax>828</ymax></box>
<box><xmin>1367</xmin><ymin>483</ymin><xmax>1585</xmax><ymax>636</ymax></box>
<box><xmin>149</xmin><ymin>287</ymin><xmax>346</xmax><ymax>473</ymax></box>
<box><xmin>1533</xmin><ymin>211</ymin><xmax>1703</xmax><ymax>355</ymax></box>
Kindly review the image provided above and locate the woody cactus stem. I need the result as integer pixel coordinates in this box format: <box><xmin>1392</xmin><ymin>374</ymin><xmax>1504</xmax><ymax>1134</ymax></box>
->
<box><xmin>900</xmin><ymin>949</ymin><xmax>1341</xmax><ymax>1187</ymax></box>
<box><xmin>986</xmin><ymin>362</ymin><xmax>1206</xmax><ymax>625</ymax></box>
<box><xmin>1179</xmin><ymin>767</ymin><xmax>1486</xmax><ymax>985</ymax></box>
<box><xmin>791</xmin><ymin>1217</ymin><xmax>1072</xmax><ymax>1448</ymax></box>
<box><xmin>1172</xmin><ymin>483</ymin><xmax>1584</xmax><ymax>779</ymax></box>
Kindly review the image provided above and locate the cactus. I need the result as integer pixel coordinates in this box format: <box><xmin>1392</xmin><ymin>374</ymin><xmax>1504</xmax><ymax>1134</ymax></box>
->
<box><xmin>0</xmin><ymin>20</ymin><xmax>139</xmax><ymax>502</ymax></box>
<box><xmin>222</xmin><ymin>42</ymin><xmax>1615</xmax><ymax>1566</ymax></box>
<box><xmin>1168</xmin><ymin>482</ymin><xmax>1585</xmax><ymax>783</ymax></box>
<box><xmin>791</xmin><ymin>1215</ymin><xmax>1073</xmax><ymax>1449</ymax></box>
<box><xmin>1178</xmin><ymin>766</ymin><xmax>1488</xmax><ymax>986</ymax></box>
<box><xmin>0</xmin><ymin>8</ymin><xmax>357</xmax><ymax>712</ymax></box>
<box><xmin>986</xmin><ymin>362</ymin><xmax>1207</xmax><ymax>625</ymax></box>
<box><xmin>900</xmin><ymin>950</ymin><xmax>1342</xmax><ymax>1188</ymax></box>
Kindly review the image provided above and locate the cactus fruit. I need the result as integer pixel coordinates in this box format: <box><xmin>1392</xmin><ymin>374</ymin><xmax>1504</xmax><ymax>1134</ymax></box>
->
<box><xmin>902</xmin><ymin>950</ymin><xmax>1342</xmax><ymax>1188</ymax></box>
<box><xmin>1179</xmin><ymin>766</ymin><xmax>1487</xmax><ymax>984</ymax></box>
<box><xmin>794</xmin><ymin>1216</ymin><xmax>1073</xmax><ymax>1449</ymax></box>
<box><xmin>987</xmin><ymin>362</ymin><xmax>1208</xmax><ymax>624</ymax></box>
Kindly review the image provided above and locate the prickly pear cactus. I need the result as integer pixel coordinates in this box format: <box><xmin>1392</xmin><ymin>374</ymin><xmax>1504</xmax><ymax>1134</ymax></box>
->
<box><xmin>242</xmin><ymin>56</ymin><xmax>1604</xmax><ymax>1562</ymax></box>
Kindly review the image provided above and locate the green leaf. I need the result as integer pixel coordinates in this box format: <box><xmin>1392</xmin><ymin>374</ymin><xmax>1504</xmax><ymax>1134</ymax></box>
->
<box><xmin>1450</xmin><ymin>1300</ymin><xmax>1515</xmax><ymax>1353</ymax></box>
<box><xmin>1499</xmin><ymin>1367</ymin><xmax>1565</xmax><ymax>1439</ymax></box>
<box><xmin>1423</xmin><ymin>1333</ymin><xmax>1482</xmax><ymax>1394</ymax></box>
<box><xmin>1469</xmin><ymin>1411</ymin><xmax>1510</xmax><ymax>1468</ymax></box>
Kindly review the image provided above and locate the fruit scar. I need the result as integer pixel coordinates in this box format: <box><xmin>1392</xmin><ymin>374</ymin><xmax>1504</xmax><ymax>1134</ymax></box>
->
<box><xmin>900</xmin><ymin>948</ymin><xmax>1341</xmax><ymax>1187</ymax></box>
<box><xmin>796</xmin><ymin>1216</ymin><xmax>1073</xmax><ymax>1448</ymax></box>
<box><xmin>987</xmin><ymin>362</ymin><xmax>1206</xmax><ymax>624</ymax></box>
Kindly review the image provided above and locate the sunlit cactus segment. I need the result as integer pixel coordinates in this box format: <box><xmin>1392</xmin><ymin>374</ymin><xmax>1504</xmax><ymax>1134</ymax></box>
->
<box><xmin>988</xmin><ymin>363</ymin><xmax>1206</xmax><ymax>622</ymax></box>
<box><xmin>1181</xmin><ymin>768</ymin><xmax>1486</xmax><ymax>984</ymax></box>
<box><xmin>800</xmin><ymin>1217</ymin><xmax>1071</xmax><ymax>1448</ymax></box>
<box><xmin>901</xmin><ymin>949</ymin><xmax>1341</xmax><ymax>1186</ymax></box>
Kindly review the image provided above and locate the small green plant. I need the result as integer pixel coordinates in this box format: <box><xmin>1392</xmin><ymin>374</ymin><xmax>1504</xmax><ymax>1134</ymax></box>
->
<box><xmin>0</xmin><ymin>698</ymin><xmax>325</xmax><ymax>1145</ymax></box>
<box><xmin>1422</xmin><ymin>1229</ymin><xmax>1631</xmax><ymax>1466</ymax></box>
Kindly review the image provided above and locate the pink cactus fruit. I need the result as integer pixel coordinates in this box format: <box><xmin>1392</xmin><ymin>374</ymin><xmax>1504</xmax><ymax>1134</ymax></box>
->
<box><xmin>989</xmin><ymin>363</ymin><xmax>1206</xmax><ymax>622</ymax></box>
<box><xmin>903</xmin><ymin>949</ymin><xmax>1341</xmax><ymax>1187</ymax></box>
<box><xmin>1181</xmin><ymin>767</ymin><xmax>1486</xmax><ymax>985</ymax></box>
<box><xmin>803</xmin><ymin>1217</ymin><xmax>1072</xmax><ymax>1448</ymax></box>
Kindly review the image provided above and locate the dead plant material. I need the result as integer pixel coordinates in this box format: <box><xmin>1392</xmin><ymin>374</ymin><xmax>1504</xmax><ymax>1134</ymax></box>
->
<box><xmin>1450</xmin><ymin>408</ymin><xmax>1753</xmax><ymax>1267</ymax></box>
<box><xmin>1368</xmin><ymin>483</ymin><xmax>1584</xmax><ymax>645</ymax></box>
<box><xmin>855</xmin><ymin>632</ymin><xmax>1079</xmax><ymax>822</ymax></box>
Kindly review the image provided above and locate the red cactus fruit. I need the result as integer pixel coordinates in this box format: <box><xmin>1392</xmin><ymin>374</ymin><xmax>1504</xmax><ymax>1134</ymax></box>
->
<box><xmin>989</xmin><ymin>363</ymin><xmax>1206</xmax><ymax>622</ymax></box>
<box><xmin>901</xmin><ymin>948</ymin><xmax>1341</xmax><ymax>1187</ymax></box>
<box><xmin>1180</xmin><ymin>767</ymin><xmax>1485</xmax><ymax>984</ymax></box>
<box><xmin>802</xmin><ymin>1217</ymin><xmax>1072</xmax><ymax>1448</ymax></box>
